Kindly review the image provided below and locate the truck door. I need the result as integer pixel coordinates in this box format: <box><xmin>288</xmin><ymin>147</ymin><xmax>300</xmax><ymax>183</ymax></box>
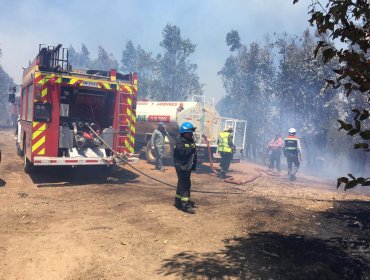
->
<box><xmin>221</xmin><ymin>118</ymin><xmax>247</xmax><ymax>159</ymax></box>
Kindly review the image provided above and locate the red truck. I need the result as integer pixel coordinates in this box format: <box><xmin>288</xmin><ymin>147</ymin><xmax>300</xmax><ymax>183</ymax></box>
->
<box><xmin>9</xmin><ymin>44</ymin><xmax>138</xmax><ymax>173</ymax></box>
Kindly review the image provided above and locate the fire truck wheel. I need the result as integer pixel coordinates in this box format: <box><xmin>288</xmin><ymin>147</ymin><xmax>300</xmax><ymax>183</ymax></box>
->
<box><xmin>23</xmin><ymin>147</ymin><xmax>34</xmax><ymax>174</ymax></box>
<box><xmin>145</xmin><ymin>141</ymin><xmax>156</xmax><ymax>164</ymax></box>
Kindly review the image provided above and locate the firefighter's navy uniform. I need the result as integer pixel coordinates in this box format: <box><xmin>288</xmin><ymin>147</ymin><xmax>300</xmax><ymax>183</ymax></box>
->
<box><xmin>217</xmin><ymin>127</ymin><xmax>235</xmax><ymax>179</ymax></box>
<box><xmin>173</xmin><ymin>123</ymin><xmax>197</xmax><ymax>214</ymax></box>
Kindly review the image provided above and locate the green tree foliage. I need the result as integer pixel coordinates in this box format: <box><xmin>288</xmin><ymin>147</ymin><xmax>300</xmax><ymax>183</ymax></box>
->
<box><xmin>155</xmin><ymin>24</ymin><xmax>203</xmax><ymax>100</ymax></box>
<box><xmin>226</xmin><ymin>30</ymin><xmax>242</xmax><ymax>51</ymax></box>
<box><xmin>294</xmin><ymin>0</ymin><xmax>370</xmax><ymax>189</ymax></box>
<box><xmin>68</xmin><ymin>44</ymin><xmax>91</xmax><ymax>69</ymax></box>
<box><xmin>90</xmin><ymin>46</ymin><xmax>118</xmax><ymax>71</ymax></box>
<box><xmin>275</xmin><ymin>31</ymin><xmax>340</xmax><ymax>168</ymax></box>
<box><xmin>0</xmin><ymin>65</ymin><xmax>14</xmax><ymax>123</ymax></box>
<box><xmin>218</xmin><ymin>31</ymin><xmax>275</xmax><ymax>159</ymax></box>
<box><xmin>218</xmin><ymin>29</ymin><xmax>355</xmax><ymax>175</ymax></box>
<box><xmin>68</xmin><ymin>25</ymin><xmax>202</xmax><ymax>101</ymax></box>
<box><xmin>121</xmin><ymin>40</ymin><xmax>156</xmax><ymax>99</ymax></box>
<box><xmin>69</xmin><ymin>44</ymin><xmax>118</xmax><ymax>71</ymax></box>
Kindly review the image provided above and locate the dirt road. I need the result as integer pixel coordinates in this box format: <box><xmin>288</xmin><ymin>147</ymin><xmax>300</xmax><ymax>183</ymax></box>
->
<box><xmin>0</xmin><ymin>128</ymin><xmax>370</xmax><ymax>280</ymax></box>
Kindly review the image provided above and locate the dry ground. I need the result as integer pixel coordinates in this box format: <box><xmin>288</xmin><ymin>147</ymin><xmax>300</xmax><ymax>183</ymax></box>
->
<box><xmin>0</xmin><ymin>128</ymin><xmax>370</xmax><ymax>280</ymax></box>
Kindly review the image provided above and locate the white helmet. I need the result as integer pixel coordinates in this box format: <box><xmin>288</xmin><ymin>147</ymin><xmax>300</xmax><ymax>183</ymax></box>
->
<box><xmin>289</xmin><ymin>128</ymin><xmax>296</xmax><ymax>134</ymax></box>
<box><xmin>224</xmin><ymin>126</ymin><xmax>234</xmax><ymax>132</ymax></box>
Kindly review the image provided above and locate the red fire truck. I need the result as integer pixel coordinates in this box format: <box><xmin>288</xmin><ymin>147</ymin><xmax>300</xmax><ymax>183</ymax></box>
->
<box><xmin>9</xmin><ymin>44</ymin><xmax>138</xmax><ymax>173</ymax></box>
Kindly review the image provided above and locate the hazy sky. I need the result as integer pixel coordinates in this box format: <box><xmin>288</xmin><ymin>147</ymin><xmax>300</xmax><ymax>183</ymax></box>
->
<box><xmin>0</xmin><ymin>0</ymin><xmax>312</xmax><ymax>101</ymax></box>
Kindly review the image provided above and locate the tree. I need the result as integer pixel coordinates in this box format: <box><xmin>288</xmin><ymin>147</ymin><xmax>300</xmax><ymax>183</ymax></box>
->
<box><xmin>79</xmin><ymin>44</ymin><xmax>90</xmax><ymax>68</ymax></box>
<box><xmin>0</xmin><ymin>65</ymin><xmax>14</xmax><ymax>123</ymax></box>
<box><xmin>218</xmin><ymin>28</ymin><xmax>347</xmax><ymax>169</ymax></box>
<box><xmin>155</xmin><ymin>24</ymin><xmax>203</xmax><ymax>100</ymax></box>
<box><xmin>68</xmin><ymin>45</ymin><xmax>79</xmax><ymax>67</ymax></box>
<box><xmin>294</xmin><ymin>0</ymin><xmax>370</xmax><ymax>189</ymax></box>
<box><xmin>68</xmin><ymin>44</ymin><xmax>91</xmax><ymax>69</ymax></box>
<box><xmin>218</xmin><ymin>31</ymin><xmax>276</xmax><ymax>160</ymax></box>
<box><xmin>226</xmin><ymin>30</ymin><xmax>242</xmax><ymax>51</ymax></box>
<box><xmin>274</xmin><ymin>31</ymin><xmax>338</xmax><ymax>168</ymax></box>
<box><xmin>90</xmin><ymin>46</ymin><xmax>118</xmax><ymax>71</ymax></box>
<box><xmin>121</xmin><ymin>41</ymin><xmax>156</xmax><ymax>99</ymax></box>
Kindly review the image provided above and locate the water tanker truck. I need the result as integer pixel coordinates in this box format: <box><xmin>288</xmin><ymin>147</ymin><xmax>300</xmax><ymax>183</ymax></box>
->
<box><xmin>135</xmin><ymin>96</ymin><xmax>247</xmax><ymax>163</ymax></box>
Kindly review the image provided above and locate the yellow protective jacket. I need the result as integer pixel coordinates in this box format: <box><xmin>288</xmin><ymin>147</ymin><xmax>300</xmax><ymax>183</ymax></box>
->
<box><xmin>217</xmin><ymin>131</ymin><xmax>234</xmax><ymax>153</ymax></box>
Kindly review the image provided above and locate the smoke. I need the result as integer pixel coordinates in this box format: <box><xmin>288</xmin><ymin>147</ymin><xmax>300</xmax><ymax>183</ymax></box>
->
<box><xmin>262</xmin><ymin>105</ymin><xmax>369</xmax><ymax>181</ymax></box>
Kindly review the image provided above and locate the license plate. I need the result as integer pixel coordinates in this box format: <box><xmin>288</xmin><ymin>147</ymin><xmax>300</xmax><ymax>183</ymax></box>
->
<box><xmin>81</xmin><ymin>81</ymin><xmax>100</xmax><ymax>88</ymax></box>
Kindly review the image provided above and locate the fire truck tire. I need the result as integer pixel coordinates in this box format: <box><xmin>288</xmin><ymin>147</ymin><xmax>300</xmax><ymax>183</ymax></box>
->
<box><xmin>145</xmin><ymin>141</ymin><xmax>156</xmax><ymax>164</ymax></box>
<box><xmin>23</xmin><ymin>147</ymin><xmax>34</xmax><ymax>174</ymax></box>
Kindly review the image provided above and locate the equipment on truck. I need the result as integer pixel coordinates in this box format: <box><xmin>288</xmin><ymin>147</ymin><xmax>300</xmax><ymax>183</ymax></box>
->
<box><xmin>9</xmin><ymin>44</ymin><xmax>138</xmax><ymax>173</ymax></box>
<box><xmin>135</xmin><ymin>96</ymin><xmax>247</xmax><ymax>163</ymax></box>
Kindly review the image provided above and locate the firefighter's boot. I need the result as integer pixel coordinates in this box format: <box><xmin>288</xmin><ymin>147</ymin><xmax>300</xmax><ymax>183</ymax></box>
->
<box><xmin>219</xmin><ymin>170</ymin><xmax>226</xmax><ymax>179</ymax></box>
<box><xmin>182</xmin><ymin>202</ymin><xmax>196</xmax><ymax>214</ymax></box>
<box><xmin>174</xmin><ymin>196</ymin><xmax>182</xmax><ymax>210</ymax></box>
<box><xmin>189</xmin><ymin>200</ymin><xmax>197</xmax><ymax>208</ymax></box>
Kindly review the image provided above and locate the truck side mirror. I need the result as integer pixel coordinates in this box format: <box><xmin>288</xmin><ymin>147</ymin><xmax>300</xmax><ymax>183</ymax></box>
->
<box><xmin>8</xmin><ymin>93</ymin><xmax>15</xmax><ymax>104</ymax></box>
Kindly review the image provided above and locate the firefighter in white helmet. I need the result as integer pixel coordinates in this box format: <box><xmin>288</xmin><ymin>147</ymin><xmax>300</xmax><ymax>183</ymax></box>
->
<box><xmin>217</xmin><ymin>126</ymin><xmax>236</xmax><ymax>179</ymax></box>
<box><xmin>283</xmin><ymin>128</ymin><xmax>302</xmax><ymax>181</ymax></box>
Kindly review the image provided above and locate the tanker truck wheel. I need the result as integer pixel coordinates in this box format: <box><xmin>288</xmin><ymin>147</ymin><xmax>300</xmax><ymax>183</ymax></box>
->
<box><xmin>145</xmin><ymin>142</ymin><xmax>156</xmax><ymax>164</ymax></box>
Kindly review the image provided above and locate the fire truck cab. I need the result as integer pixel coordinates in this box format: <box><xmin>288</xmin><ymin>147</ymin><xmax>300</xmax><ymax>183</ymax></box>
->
<box><xmin>12</xmin><ymin>44</ymin><xmax>138</xmax><ymax>173</ymax></box>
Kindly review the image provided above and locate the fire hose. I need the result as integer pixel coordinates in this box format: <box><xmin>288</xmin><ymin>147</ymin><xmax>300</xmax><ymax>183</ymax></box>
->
<box><xmin>85</xmin><ymin>123</ymin><xmax>243</xmax><ymax>195</ymax></box>
<box><xmin>202</xmin><ymin>135</ymin><xmax>262</xmax><ymax>185</ymax></box>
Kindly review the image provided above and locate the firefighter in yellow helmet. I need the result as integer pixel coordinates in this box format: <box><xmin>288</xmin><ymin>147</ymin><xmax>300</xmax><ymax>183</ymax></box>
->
<box><xmin>217</xmin><ymin>126</ymin><xmax>236</xmax><ymax>179</ymax></box>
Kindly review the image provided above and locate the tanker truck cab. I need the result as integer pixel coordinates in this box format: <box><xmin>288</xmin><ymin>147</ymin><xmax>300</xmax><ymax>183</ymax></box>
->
<box><xmin>17</xmin><ymin>44</ymin><xmax>138</xmax><ymax>173</ymax></box>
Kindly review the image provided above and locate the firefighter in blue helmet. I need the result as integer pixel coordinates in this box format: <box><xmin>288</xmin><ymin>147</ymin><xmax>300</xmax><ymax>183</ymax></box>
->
<box><xmin>173</xmin><ymin>122</ymin><xmax>197</xmax><ymax>214</ymax></box>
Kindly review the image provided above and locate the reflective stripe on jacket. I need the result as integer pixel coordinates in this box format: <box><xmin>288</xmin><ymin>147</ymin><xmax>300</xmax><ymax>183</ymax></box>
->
<box><xmin>218</xmin><ymin>131</ymin><xmax>232</xmax><ymax>153</ymax></box>
<box><xmin>268</xmin><ymin>137</ymin><xmax>283</xmax><ymax>150</ymax></box>
<box><xmin>284</xmin><ymin>136</ymin><xmax>300</xmax><ymax>152</ymax></box>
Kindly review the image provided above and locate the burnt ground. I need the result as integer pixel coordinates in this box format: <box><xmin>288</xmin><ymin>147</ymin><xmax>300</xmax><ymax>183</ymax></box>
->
<box><xmin>0</xmin><ymin>128</ymin><xmax>370</xmax><ymax>280</ymax></box>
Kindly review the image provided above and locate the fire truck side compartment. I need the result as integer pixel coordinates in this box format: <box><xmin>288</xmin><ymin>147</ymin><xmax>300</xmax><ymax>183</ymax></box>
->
<box><xmin>59</xmin><ymin>125</ymin><xmax>73</xmax><ymax>149</ymax></box>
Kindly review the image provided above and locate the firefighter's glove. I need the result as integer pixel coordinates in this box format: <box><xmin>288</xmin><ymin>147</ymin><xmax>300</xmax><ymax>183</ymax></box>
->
<box><xmin>232</xmin><ymin>147</ymin><xmax>236</xmax><ymax>154</ymax></box>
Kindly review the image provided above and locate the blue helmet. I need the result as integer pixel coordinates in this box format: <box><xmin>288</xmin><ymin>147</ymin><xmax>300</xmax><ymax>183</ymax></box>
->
<box><xmin>179</xmin><ymin>122</ymin><xmax>196</xmax><ymax>133</ymax></box>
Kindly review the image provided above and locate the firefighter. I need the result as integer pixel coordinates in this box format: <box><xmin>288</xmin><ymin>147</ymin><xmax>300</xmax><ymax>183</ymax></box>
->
<box><xmin>152</xmin><ymin>122</ymin><xmax>167</xmax><ymax>172</ymax></box>
<box><xmin>267</xmin><ymin>133</ymin><xmax>283</xmax><ymax>172</ymax></box>
<box><xmin>283</xmin><ymin>128</ymin><xmax>302</xmax><ymax>181</ymax></box>
<box><xmin>217</xmin><ymin>126</ymin><xmax>236</xmax><ymax>179</ymax></box>
<box><xmin>173</xmin><ymin>122</ymin><xmax>197</xmax><ymax>214</ymax></box>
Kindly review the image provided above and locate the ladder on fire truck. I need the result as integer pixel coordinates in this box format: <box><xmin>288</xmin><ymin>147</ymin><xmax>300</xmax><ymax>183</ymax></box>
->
<box><xmin>115</xmin><ymin>90</ymin><xmax>134</xmax><ymax>154</ymax></box>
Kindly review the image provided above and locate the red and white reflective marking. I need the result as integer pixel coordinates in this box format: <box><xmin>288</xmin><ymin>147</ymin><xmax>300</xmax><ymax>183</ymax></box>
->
<box><xmin>33</xmin><ymin>156</ymin><xmax>139</xmax><ymax>166</ymax></box>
